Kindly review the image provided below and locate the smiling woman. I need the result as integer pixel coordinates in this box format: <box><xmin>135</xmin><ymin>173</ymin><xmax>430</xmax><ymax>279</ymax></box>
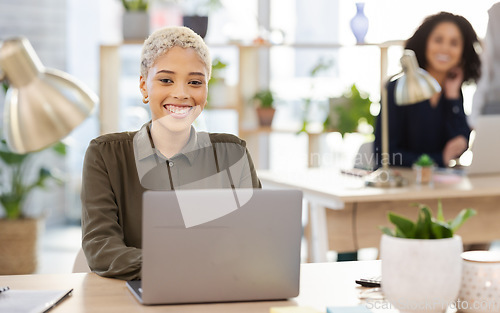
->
<box><xmin>80</xmin><ymin>26</ymin><xmax>261</xmax><ymax>281</ymax></box>
<box><xmin>374</xmin><ymin>11</ymin><xmax>481</xmax><ymax>169</ymax></box>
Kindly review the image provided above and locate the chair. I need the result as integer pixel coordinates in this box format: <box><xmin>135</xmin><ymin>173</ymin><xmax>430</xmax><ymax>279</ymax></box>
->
<box><xmin>72</xmin><ymin>247</ymin><xmax>91</xmax><ymax>273</ymax></box>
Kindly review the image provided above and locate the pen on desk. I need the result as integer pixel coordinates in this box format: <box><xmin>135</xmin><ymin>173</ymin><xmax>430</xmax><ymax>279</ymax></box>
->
<box><xmin>0</xmin><ymin>286</ymin><xmax>10</xmax><ymax>293</ymax></box>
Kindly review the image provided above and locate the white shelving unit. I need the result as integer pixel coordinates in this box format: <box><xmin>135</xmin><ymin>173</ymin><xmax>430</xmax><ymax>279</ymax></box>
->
<box><xmin>99</xmin><ymin>40</ymin><xmax>404</xmax><ymax>169</ymax></box>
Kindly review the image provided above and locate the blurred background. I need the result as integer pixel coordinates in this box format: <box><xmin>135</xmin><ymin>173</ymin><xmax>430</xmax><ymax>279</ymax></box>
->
<box><xmin>0</xmin><ymin>0</ymin><xmax>497</xmax><ymax>273</ymax></box>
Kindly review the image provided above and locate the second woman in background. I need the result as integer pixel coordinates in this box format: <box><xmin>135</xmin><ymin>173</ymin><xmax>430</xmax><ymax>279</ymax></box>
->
<box><xmin>374</xmin><ymin>11</ymin><xmax>481</xmax><ymax>168</ymax></box>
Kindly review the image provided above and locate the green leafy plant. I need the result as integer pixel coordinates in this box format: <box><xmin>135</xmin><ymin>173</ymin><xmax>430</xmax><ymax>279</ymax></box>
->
<box><xmin>0</xmin><ymin>138</ymin><xmax>65</xmax><ymax>220</ymax></box>
<box><xmin>323</xmin><ymin>84</ymin><xmax>375</xmax><ymax>136</ymax></box>
<box><xmin>253</xmin><ymin>89</ymin><xmax>275</xmax><ymax>109</ymax></box>
<box><xmin>414</xmin><ymin>154</ymin><xmax>434</xmax><ymax>167</ymax></box>
<box><xmin>121</xmin><ymin>0</ymin><xmax>148</xmax><ymax>11</ymax></box>
<box><xmin>380</xmin><ymin>201</ymin><xmax>476</xmax><ymax>239</ymax></box>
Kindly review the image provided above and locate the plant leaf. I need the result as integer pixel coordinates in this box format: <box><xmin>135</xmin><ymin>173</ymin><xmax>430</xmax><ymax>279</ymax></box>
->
<box><xmin>394</xmin><ymin>227</ymin><xmax>407</xmax><ymax>238</ymax></box>
<box><xmin>449</xmin><ymin>208</ymin><xmax>477</xmax><ymax>232</ymax></box>
<box><xmin>379</xmin><ymin>226</ymin><xmax>394</xmax><ymax>237</ymax></box>
<box><xmin>382</xmin><ymin>202</ymin><xmax>476</xmax><ymax>239</ymax></box>
<box><xmin>431</xmin><ymin>218</ymin><xmax>453</xmax><ymax>239</ymax></box>
<box><xmin>388</xmin><ymin>212</ymin><xmax>415</xmax><ymax>238</ymax></box>
<box><xmin>414</xmin><ymin>206</ymin><xmax>433</xmax><ymax>239</ymax></box>
<box><xmin>437</xmin><ymin>200</ymin><xmax>445</xmax><ymax>222</ymax></box>
<box><xmin>51</xmin><ymin>142</ymin><xmax>67</xmax><ymax>156</ymax></box>
<box><xmin>414</xmin><ymin>154</ymin><xmax>434</xmax><ymax>166</ymax></box>
<box><xmin>0</xmin><ymin>149</ymin><xmax>29</xmax><ymax>165</ymax></box>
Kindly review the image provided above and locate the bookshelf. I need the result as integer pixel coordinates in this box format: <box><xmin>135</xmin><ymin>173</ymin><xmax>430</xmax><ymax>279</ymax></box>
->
<box><xmin>98</xmin><ymin>40</ymin><xmax>404</xmax><ymax>168</ymax></box>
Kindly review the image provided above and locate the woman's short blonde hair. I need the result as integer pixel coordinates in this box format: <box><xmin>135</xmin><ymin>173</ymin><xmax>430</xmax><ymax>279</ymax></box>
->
<box><xmin>140</xmin><ymin>26</ymin><xmax>211</xmax><ymax>79</ymax></box>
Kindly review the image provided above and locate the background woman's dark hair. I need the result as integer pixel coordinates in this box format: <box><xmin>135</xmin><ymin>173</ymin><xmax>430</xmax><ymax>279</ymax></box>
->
<box><xmin>405</xmin><ymin>11</ymin><xmax>481</xmax><ymax>83</ymax></box>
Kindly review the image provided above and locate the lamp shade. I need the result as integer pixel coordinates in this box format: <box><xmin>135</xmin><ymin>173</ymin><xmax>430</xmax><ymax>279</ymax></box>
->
<box><xmin>394</xmin><ymin>49</ymin><xmax>441</xmax><ymax>106</ymax></box>
<box><xmin>0</xmin><ymin>37</ymin><xmax>97</xmax><ymax>154</ymax></box>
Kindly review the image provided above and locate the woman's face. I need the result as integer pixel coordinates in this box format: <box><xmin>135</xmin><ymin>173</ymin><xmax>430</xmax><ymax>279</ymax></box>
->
<box><xmin>425</xmin><ymin>21</ymin><xmax>464</xmax><ymax>75</ymax></box>
<box><xmin>140</xmin><ymin>46</ymin><xmax>208</xmax><ymax>133</ymax></box>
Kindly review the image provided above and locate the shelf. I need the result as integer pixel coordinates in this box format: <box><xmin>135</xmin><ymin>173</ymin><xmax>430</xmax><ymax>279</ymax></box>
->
<box><xmin>99</xmin><ymin>40</ymin><xmax>404</xmax><ymax>169</ymax></box>
<box><xmin>99</xmin><ymin>40</ymin><xmax>405</xmax><ymax>49</ymax></box>
<box><xmin>205</xmin><ymin>105</ymin><xmax>239</xmax><ymax>110</ymax></box>
<box><xmin>207</xmin><ymin>40</ymin><xmax>405</xmax><ymax>49</ymax></box>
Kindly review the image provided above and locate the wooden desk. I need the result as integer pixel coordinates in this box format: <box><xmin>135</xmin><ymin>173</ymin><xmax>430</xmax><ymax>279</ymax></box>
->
<box><xmin>0</xmin><ymin>261</ymin><xmax>382</xmax><ymax>313</ymax></box>
<box><xmin>258</xmin><ymin>168</ymin><xmax>500</xmax><ymax>261</ymax></box>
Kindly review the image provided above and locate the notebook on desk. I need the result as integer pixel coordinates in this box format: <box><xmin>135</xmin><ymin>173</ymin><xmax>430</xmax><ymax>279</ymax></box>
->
<box><xmin>126</xmin><ymin>188</ymin><xmax>303</xmax><ymax>305</ymax></box>
<box><xmin>464</xmin><ymin>115</ymin><xmax>500</xmax><ymax>175</ymax></box>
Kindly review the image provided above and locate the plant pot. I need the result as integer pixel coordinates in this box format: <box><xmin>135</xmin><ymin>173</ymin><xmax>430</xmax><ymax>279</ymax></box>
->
<box><xmin>256</xmin><ymin>107</ymin><xmax>276</xmax><ymax>127</ymax></box>
<box><xmin>413</xmin><ymin>164</ymin><xmax>434</xmax><ymax>185</ymax></box>
<box><xmin>380</xmin><ymin>234</ymin><xmax>463</xmax><ymax>313</ymax></box>
<box><xmin>183</xmin><ymin>15</ymin><xmax>208</xmax><ymax>38</ymax></box>
<box><xmin>0</xmin><ymin>218</ymin><xmax>40</xmax><ymax>274</ymax></box>
<box><xmin>123</xmin><ymin>11</ymin><xmax>150</xmax><ymax>41</ymax></box>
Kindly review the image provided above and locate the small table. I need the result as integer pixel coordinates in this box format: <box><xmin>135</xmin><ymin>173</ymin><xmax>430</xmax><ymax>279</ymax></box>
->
<box><xmin>258</xmin><ymin>168</ymin><xmax>500</xmax><ymax>262</ymax></box>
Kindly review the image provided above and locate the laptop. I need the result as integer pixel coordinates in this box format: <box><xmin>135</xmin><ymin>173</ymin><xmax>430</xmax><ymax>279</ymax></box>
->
<box><xmin>464</xmin><ymin>115</ymin><xmax>500</xmax><ymax>175</ymax></box>
<box><xmin>126</xmin><ymin>188</ymin><xmax>303</xmax><ymax>305</ymax></box>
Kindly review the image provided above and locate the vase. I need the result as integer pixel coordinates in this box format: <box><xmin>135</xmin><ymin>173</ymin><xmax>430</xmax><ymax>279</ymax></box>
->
<box><xmin>350</xmin><ymin>2</ymin><xmax>369</xmax><ymax>44</ymax></box>
<box><xmin>380</xmin><ymin>234</ymin><xmax>463</xmax><ymax>313</ymax></box>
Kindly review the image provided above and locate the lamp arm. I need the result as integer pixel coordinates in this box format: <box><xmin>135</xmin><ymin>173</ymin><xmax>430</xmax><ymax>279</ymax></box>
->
<box><xmin>0</xmin><ymin>40</ymin><xmax>3</xmax><ymax>82</ymax></box>
<box><xmin>380</xmin><ymin>72</ymin><xmax>402</xmax><ymax>171</ymax></box>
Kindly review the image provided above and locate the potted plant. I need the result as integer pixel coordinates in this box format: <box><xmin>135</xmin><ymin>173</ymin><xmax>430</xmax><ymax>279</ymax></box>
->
<box><xmin>253</xmin><ymin>89</ymin><xmax>276</xmax><ymax>127</ymax></box>
<box><xmin>413</xmin><ymin>154</ymin><xmax>435</xmax><ymax>185</ymax></box>
<box><xmin>121</xmin><ymin>0</ymin><xmax>150</xmax><ymax>40</ymax></box>
<box><xmin>324</xmin><ymin>84</ymin><xmax>375</xmax><ymax>137</ymax></box>
<box><xmin>380</xmin><ymin>203</ymin><xmax>476</xmax><ymax>313</ymax></box>
<box><xmin>181</xmin><ymin>0</ymin><xmax>222</xmax><ymax>38</ymax></box>
<box><xmin>0</xmin><ymin>136</ymin><xmax>65</xmax><ymax>274</ymax></box>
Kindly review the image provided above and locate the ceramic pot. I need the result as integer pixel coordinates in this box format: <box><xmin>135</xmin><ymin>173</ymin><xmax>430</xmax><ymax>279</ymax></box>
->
<box><xmin>256</xmin><ymin>107</ymin><xmax>276</xmax><ymax>127</ymax></box>
<box><xmin>380</xmin><ymin>234</ymin><xmax>463</xmax><ymax>313</ymax></box>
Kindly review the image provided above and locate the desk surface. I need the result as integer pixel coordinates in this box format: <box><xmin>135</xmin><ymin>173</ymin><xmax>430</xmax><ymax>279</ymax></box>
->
<box><xmin>258</xmin><ymin>168</ymin><xmax>500</xmax><ymax>204</ymax></box>
<box><xmin>0</xmin><ymin>261</ymin><xmax>382</xmax><ymax>313</ymax></box>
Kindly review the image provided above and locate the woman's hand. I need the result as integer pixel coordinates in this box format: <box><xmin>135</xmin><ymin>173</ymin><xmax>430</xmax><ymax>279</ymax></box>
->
<box><xmin>443</xmin><ymin>135</ymin><xmax>468</xmax><ymax>166</ymax></box>
<box><xmin>443</xmin><ymin>67</ymin><xmax>464</xmax><ymax>99</ymax></box>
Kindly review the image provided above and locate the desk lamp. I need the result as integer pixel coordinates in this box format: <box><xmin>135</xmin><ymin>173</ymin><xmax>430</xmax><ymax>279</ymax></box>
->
<box><xmin>0</xmin><ymin>37</ymin><xmax>97</xmax><ymax>154</ymax></box>
<box><xmin>365</xmin><ymin>49</ymin><xmax>441</xmax><ymax>187</ymax></box>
